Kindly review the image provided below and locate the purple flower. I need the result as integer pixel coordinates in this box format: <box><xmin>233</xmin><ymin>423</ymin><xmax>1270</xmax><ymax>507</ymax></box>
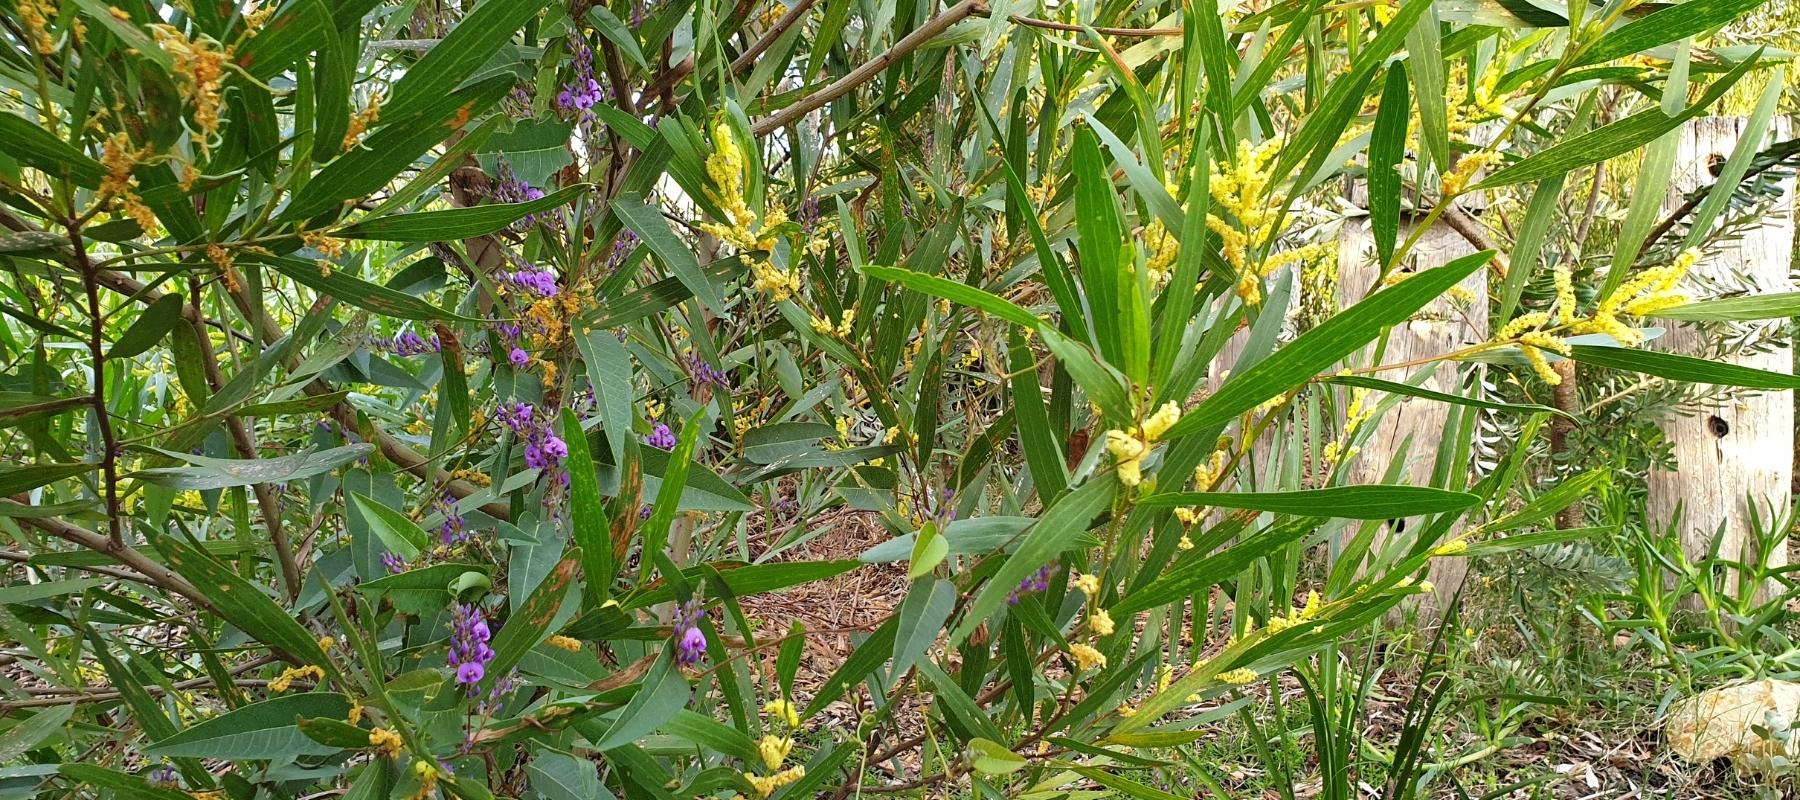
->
<box><xmin>556</xmin><ymin>39</ymin><xmax>608</xmax><ymax>113</ymax></box>
<box><xmin>435</xmin><ymin>493</ymin><xmax>468</xmax><ymax>545</ymax></box>
<box><xmin>381</xmin><ymin>552</ymin><xmax>407</xmax><ymax>574</ymax></box>
<box><xmin>686</xmin><ymin>351</ymin><xmax>728</xmax><ymax>389</ymax></box>
<box><xmin>146</xmin><ymin>766</ymin><xmax>179</xmax><ymax>789</ymax></box>
<box><xmin>674</xmin><ymin>600</ymin><xmax>707</xmax><ymax>665</ymax></box>
<box><xmin>644</xmin><ymin>422</ymin><xmax>676</xmax><ymax>451</ymax></box>
<box><xmin>503</xmin><ymin>268</ymin><xmax>560</xmax><ymax>297</ymax></box>
<box><xmin>1007</xmin><ymin>563</ymin><xmax>1056</xmax><ymax>605</ymax></box>
<box><xmin>448</xmin><ymin>603</ymin><xmax>497</xmax><ymax>692</ymax></box>
<box><xmin>493</xmin><ymin>161</ymin><xmax>554</xmax><ymax>229</ymax></box>
<box><xmin>509</xmin><ymin>346</ymin><xmax>529</xmax><ymax>368</ymax></box>
<box><xmin>542</xmin><ymin>435</ymin><xmax>568</xmax><ymax>461</ymax></box>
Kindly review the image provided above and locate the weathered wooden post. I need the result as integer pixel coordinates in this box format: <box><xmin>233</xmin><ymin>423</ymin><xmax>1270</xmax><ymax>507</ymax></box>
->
<box><xmin>1647</xmin><ymin>117</ymin><xmax>1796</xmax><ymax>601</ymax></box>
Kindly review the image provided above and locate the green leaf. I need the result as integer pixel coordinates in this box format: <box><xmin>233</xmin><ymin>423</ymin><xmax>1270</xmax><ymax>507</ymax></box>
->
<box><xmin>1368</xmin><ymin>65</ymin><xmax>1410</xmax><ymax>269</ymax></box>
<box><xmin>1166</xmin><ymin>251</ymin><xmax>1493</xmax><ymax>438</ymax></box>
<box><xmin>336</xmin><ymin>185</ymin><xmax>588</xmax><ymax>241</ymax></box>
<box><xmin>954</xmin><ymin>478</ymin><xmax>1115</xmax><ymax>644</ymax></box>
<box><xmin>57</xmin><ymin>765</ymin><xmax>190</xmax><ymax>800</ymax></box>
<box><xmin>574</xmin><ymin>328</ymin><xmax>634</xmax><ymax>466</ymax></box>
<box><xmin>350</xmin><ymin>492</ymin><xmax>429</xmax><ymax>560</ymax></box>
<box><xmin>1575</xmin><ymin>0</ymin><xmax>1770</xmax><ymax>66</ymax></box>
<box><xmin>282</xmin><ymin>74</ymin><xmax>515</xmax><ymax>222</ymax></box>
<box><xmin>1066</xmin><ymin>766</ymin><xmax>1188</xmax><ymax>800</ymax></box>
<box><xmin>640</xmin><ymin>409</ymin><xmax>706</xmax><ymax>584</ymax></box>
<box><xmin>1567</xmin><ymin>344</ymin><xmax>1800</xmax><ymax>390</ymax></box>
<box><xmin>659</xmin><ymin>710</ymin><xmax>758</xmax><ymax>763</ymax></box>
<box><xmin>628</xmin><ymin>560</ymin><xmax>860</xmax><ymax>608</ymax></box>
<box><xmin>563</xmin><ymin>409</ymin><xmax>613</xmax><ymax>606</ymax></box>
<box><xmin>1474</xmin><ymin>53</ymin><xmax>1759</xmax><ymax>189</ymax></box>
<box><xmin>150</xmin><ymin>537</ymin><xmax>332</xmax><ymax>667</ymax></box>
<box><xmin>297</xmin><ymin>716</ymin><xmax>372</xmax><ymax>749</ymax></box>
<box><xmin>0</xmin><ymin>463</ymin><xmax>97</xmax><ymax>496</ymax></box>
<box><xmin>0</xmin><ymin>113</ymin><xmax>106</xmax><ymax>187</ymax></box>
<box><xmin>891</xmin><ymin>577</ymin><xmax>956</xmax><ymax>679</ymax></box>
<box><xmin>596</xmin><ymin>654</ymin><xmax>690</xmax><ymax>750</ymax></box>
<box><xmin>1681</xmin><ymin>65</ymin><xmax>1785</xmax><ymax>250</ymax></box>
<box><xmin>860</xmin><ymin>265</ymin><xmax>1044</xmax><ymax>330</ymax></box>
<box><xmin>1072</xmin><ymin>124</ymin><xmax>1128</xmax><ymax>368</ymax></box>
<box><xmin>907</xmin><ymin>523</ymin><xmax>948</xmax><ymax>580</ymax></box>
<box><xmin>1407</xmin><ymin>6</ymin><xmax>1449</xmax><ymax>174</ymax></box>
<box><xmin>146</xmin><ymin>694</ymin><xmax>351</xmax><ymax>759</ymax></box>
<box><xmin>1648</xmin><ymin>291</ymin><xmax>1800</xmax><ymax>322</ymax></box>
<box><xmin>257</xmin><ymin>254</ymin><xmax>477</xmax><ymax>321</ymax></box>
<box><xmin>234</xmin><ymin>0</ymin><xmax>332</xmax><ymax>80</ymax></box>
<box><xmin>803</xmin><ymin>616</ymin><xmax>898</xmax><ymax>717</ymax></box>
<box><xmin>525</xmin><ymin>749</ymin><xmax>605</xmax><ymax>800</ymax></box>
<box><xmin>612</xmin><ymin>193</ymin><xmax>725</xmax><ymax>313</ymax></box>
<box><xmin>134</xmin><ymin>444</ymin><xmax>373</xmax><ymax>490</ymax></box>
<box><xmin>0</xmin><ymin>705</ymin><xmax>72</xmax><ymax>761</ymax></box>
<box><xmin>968</xmin><ymin>738</ymin><xmax>1028</xmax><ymax>775</ymax></box>
<box><xmin>485</xmin><ymin>555</ymin><xmax>580</xmax><ymax>686</ymax></box>
<box><xmin>1140</xmin><ymin>485</ymin><xmax>1480</xmax><ymax>519</ymax></box>
<box><xmin>475</xmin><ymin>117</ymin><xmax>576</xmax><ymax>187</ymax></box>
<box><xmin>1112</xmin><ymin>517</ymin><xmax>1319</xmax><ymax>616</ymax></box>
<box><xmin>380</xmin><ymin>0</ymin><xmax>557</xmax><ymax>121</ymax></box>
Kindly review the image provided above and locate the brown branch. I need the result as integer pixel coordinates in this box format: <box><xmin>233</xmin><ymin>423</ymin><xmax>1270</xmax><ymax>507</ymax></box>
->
<box><xmin>730</xmin><ymin>0</ymin><xmax>819</xmax><ymax>73</ymax></box>
<box><xmin>10</xmin><ymin>506</ymin><xmax>217</xmax><ymax>615</ymax></box>
<box><xmin>751</xmin><ymin>0</ymin><xmax>987</xmax><ymax>137</ymax></box>
<box><xmin>0</xmin><ymin>547</ymin><xmax>148</xmax><ymax>583</ymax></box>
<box><xmin>64</xmin><ymin>220</ymin><xmax>123</xmax><ymax>547</ymax></box>
<box><xmin>997</xmin><ymin>12</ymin><xmax>1181</xmax><ymax>37</ymax></box>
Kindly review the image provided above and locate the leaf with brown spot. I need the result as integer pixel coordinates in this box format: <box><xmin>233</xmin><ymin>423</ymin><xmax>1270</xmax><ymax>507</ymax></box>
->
<box><xmin>484</xmin><ymin>553</ymin><xmax>580</xmax><ymax>686</ymax></box>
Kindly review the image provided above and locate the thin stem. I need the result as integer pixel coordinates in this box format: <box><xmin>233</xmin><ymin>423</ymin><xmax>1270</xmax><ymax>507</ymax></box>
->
<box><xmin>65</xmin><ymin>219</ymin><xmax>123</xmax><ymax>547</ymax></box>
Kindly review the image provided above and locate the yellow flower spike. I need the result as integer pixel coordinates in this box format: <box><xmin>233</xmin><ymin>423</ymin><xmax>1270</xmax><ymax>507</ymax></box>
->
<box><xmin>1177</xmin><ymin>533</ymin><xmax>1195</xmax><ymax>550</ymax></box>
<box><xmin>1553</xmin><ymin>265</ymin><xmax>1577</xmax><ymax>325</ymax></box>
<box><xmin>1071</xmin><ymin>572</ymin><xmax>1101</xmax><ymax>596</ymax></box>
<box><xmin>369</xmin><ymin>727</ymin><xmax>404</xmax><ymax>757</ymax></box>
<box><xmin>757</xmin><ymin>735</ymin><xmax>792</xmax><ymax>771</ymax></box>
<box><xmin>545</xmin><ymin>635</ymin><xmax>582</xmax><ymax>651</ymax></box>
<box><xmin>149</xmin><ymin>24</ymin><xmax>228</xmax><ymax>153</ymax></box>
<box><xmin>1440</xmin><ymin>151</ymin><xmax>1502</xmax><ymax>197</ymax></box>
<box><xmin>1069</xmin><ymin>643</ymin><xmax>1107</xmax><ymax>672</ymax></box>
<box><xmin>762</xmin><ymin>698</ymin><xmax>800</xmax><ymax>729</ymax></box>
<box><xmin>1218</xmin><ymin>667</ymin><xmax>1259</xmax><ymax>685</ymax></box>
<box><xmin>268</xmin><ymin>664</ymin><xmax>324</xmax><ymax>693</ymax></box>
<box><xmin>1140</xmin><ymin>401</ymin><xmax>1181</xmax><ymax>442</ymax></box>
<box><xmin>1173</xmin><ymin>507</ymin><xmax>1203</xmax><ymax>526</ymax></box>
<box><xmin>347</xmin><ymin>697</ymin><xmax>364</xmax><ymax>725</ymax></box>
<box><xmin>343</xmin><ymin>92</ymin><xmax>382</xmax><ymax>151</ymax></box>
<box><xmin>1089</xmin><ymin>608</ymin><xmax>1115</xmax><ymax>637</ymax></box>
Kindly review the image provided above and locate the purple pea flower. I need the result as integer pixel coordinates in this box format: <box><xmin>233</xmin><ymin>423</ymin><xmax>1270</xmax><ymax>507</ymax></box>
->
<box><xmin>448</xmin><ymin>603</ymin><xmax>496</xmax><ymax>693</ymax></box>
<box><xmin>644</xmin><ymin>423</ymin><xmax>676</xmax><ymax>451</ymax></box>
<box><xmin>673</xmin><ymin>600</ymin><xmax>707</xmax><ymax>665</ymax></box>
<box><xmin>509</xmin><ymin>346</ymin><xmax>530</xmax><ymax>368</ymax></box>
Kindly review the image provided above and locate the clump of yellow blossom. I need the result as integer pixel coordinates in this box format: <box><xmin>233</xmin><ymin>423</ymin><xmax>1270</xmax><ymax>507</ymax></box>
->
<box><xmin>698</xmin><ymin>120</ymin><xmax>785</xmax><ymax>253</ymax></box>
<box><xmin>300</xmin><ymin>229</ymin><xmax>346</xmax><ymax>259</ymax></box>
<box><xmin>1208</xmin><ymin>139</ymin><xmax>1289</xmax><ymax>303</ymax></box>
<box><xmin>1570</xmin><ymin>248</ymin><xmax>1697</xmax><ymax>346</ymax></box>
<box><xmin>1264</xmin><ymin>590</ymin><xmax>1324</xmax><ymax>635</ymax></box>
<box><xmin>743</xmin><ymin>766</ymin><xmax>805</xmax><ymax>797</ymax></box>
<box><xmin>545</xmin><ymin>635</ymin><xmax>582</xmax><ymax>651</ymax></box>
<box><xmin>150</xmin><ymin>24</ymin><xmax>229</xmax><ymax>153</ymax></box>
<box><xmin>411</xmin><ymin>759</ymin><xmax>439</xmax><ymax>800</ymax></box>
<box><xmin>1493</xmin><ymin>311</ymin><xmax>1570</xmax><ymax>385</ymax></box>
<box><xmin>748</xmin><ymin>259</ymin><xmax>801</xmax><ymax>301</ymax></box>
<box><xmin>347</xmin><ymin>696</ymin><xmax>364</xmax><ymax>725</ymax></box>
<box><xmin>1088</xmin><ymin>608</ymin><xmax>1115</xmax><ymax>637</ymax></box>
<box><xmin>809</xmin><ymin>308</ymin><xmax>854</xmax><ymax>337</ymax></box>
<box><xmin>1143</xmin><ymin>219</ymin><xmax>1178</xmax><ymax>288</ymax></box>
<box><xmin>100</xmin><ymin>133</ymin><xmax>157</xmax><ymax>231</ymax></box>
<box><xmin>757</xmin><ymin>734</ymin><xmax>792</xmax><ymax>770</ymax></box>
<box><xmin>268</xmin><ymin>664</ymin><xmax>324</xmax><ymax>692</ymax></box>
<box><xmin>1218</xmin><ymin>667</ymin><xmax>1259</xmax><ymax>685</ymax></box>
<box><xmin>763</xmin><ymin>698</ymin><xmax>800</xmax><ymax>728</ymax></box>
<box><xmin>343</xmin><ymin>92</ymin><xmax>382</xmax><ymax>151</ymax></box>
<box><xmin>1069</xmin><ymin>643</ymin><xmax>1107</xmax><ymax>672</ymax></box>
<box><xmin>1441</xmin><ymin>151</ymin><xmax>1502</xmax><ymax>197</ymax></box>
<box><xmin>1071</xmin><ymin>572</ymin><xmax>1101</xmax><ymax>596</ymax></box>
<box><xmin>1104</xmin><ymin>401</ymin><xmax>1182</xmax><ymax>487</ymax></box>
<box><xmin>369</xmin><ymin>728</ymin><xmax>404</xmax><ymax>756</ymax></box>
<box><xmin>208</xmin><ymin>244</ymin><xmax>242</xmax><ymax>292</ymax></box>
<box><xmin>19</xmin><ymin>0</ymin><xmax>57</xmax><ymax>53</ymax></box>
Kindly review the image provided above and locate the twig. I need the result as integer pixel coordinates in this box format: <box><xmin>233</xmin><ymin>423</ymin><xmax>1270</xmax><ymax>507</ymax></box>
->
<box><xmin>64</xmin><ymin>219</ymin><xmax>123</xmax><ymax>548</ymax></box>
<box><xmin>751</xmin><ymin>0</ymin><xmax>987</xmax><ymax>137</ymax></box>
<box><xmin>997</xmin><ymin>12</ymin><xmax>1181</xmax><ymax>37</ymax></box>
<box><xmin>730</xmin><ymin>0</ymin><xmax>818</xmax><ymax>73</ymax></box>
<box><xmin>0</xmin><ymin>547</ymin><xmax>147</xmax><ymax>583</ymax></box>
<box><xmin>9</xmin><ymin>506</ymin><xmax>217</xmax><ymax>615</ymax></box>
